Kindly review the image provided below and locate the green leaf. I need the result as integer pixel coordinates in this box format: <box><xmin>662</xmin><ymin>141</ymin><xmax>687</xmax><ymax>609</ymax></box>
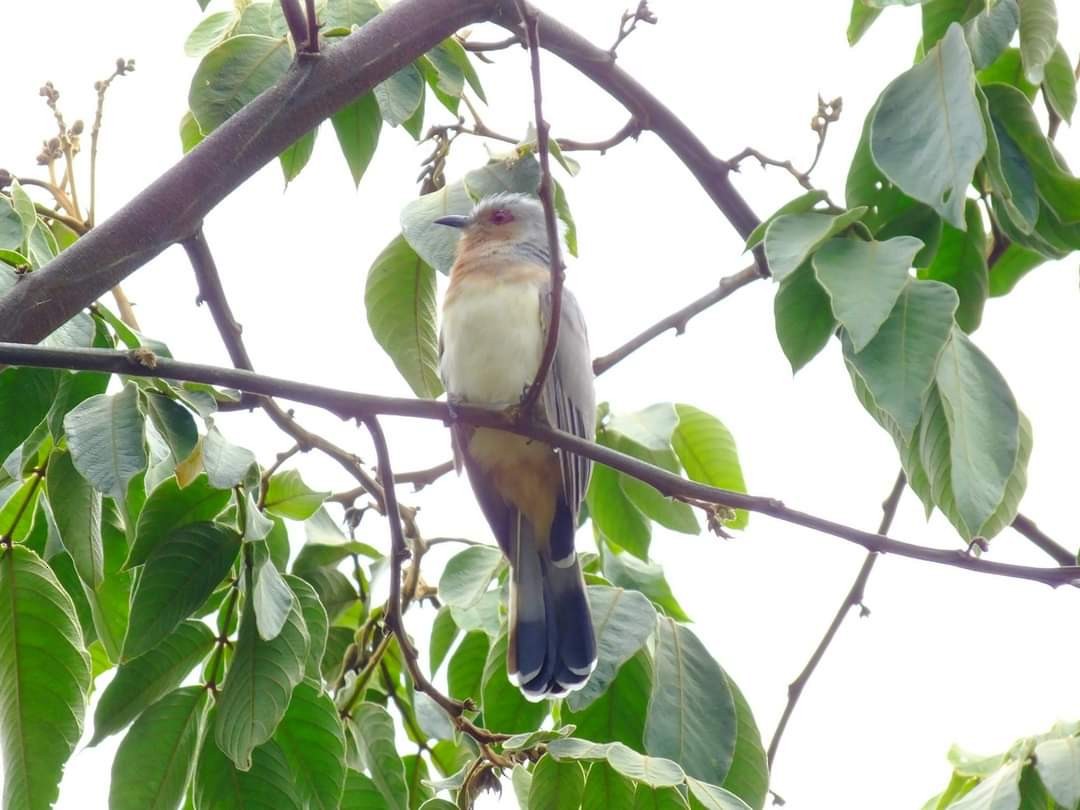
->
<box><xmin>602</xmin><ymin>552</ymin><xmax>689</xmax><ymax>621</ymax></box>
<box><xmin>403</xmin><ymin>753</ymin><xmax>433</xmax><ymax>809</ymax></box>
<box><xmin>216</xmin><ymin>577</ymin><xmax>309</xmax><ymax>769</ymax></box>
<box><xmin>1043</xmin><ymin>42</ymin><xmax>1076</xmax><ymax>123</ymax></box>
<box><xmin>292</xmin><ymin>540</ymin><xmax>380</xmax><ymax>573</ymax></box>
<box><xmin>63</xmin><ymin>383</ymin><xmax>147</xmax><ymax>503</ymax></box>
<box><xmin>424</xmin><ymin>43</ymin><xmax>465</xmax><ymax>98</ymax></box>
<box><xmin>773</xmin><ymin>261</ymin><xmax>836</xmax><ymax>373</ymax></box>
<box><xmin>566</xmin><ymin>587</ymin><xmax>657</xmax><ymax>712</ymax></box>
<box><xmin>619</xmin><ymin>470</ymin><xmax>698</xmax><ymax>536</ymax></box>
<box><xmin>279</xmin><ymin>128</ymin><xmax>318</xmax><ymax>183</ymax></box>
<box><xmin>254</xmin><ymin>556</ymin><xmax>295</xmax><ymax>640</ymax></box>
<box><xmin>1018</xmin><ymin>0</ymin><xmax>1057</xmax><ymax>83</ymax></box>
<box><xmin>273</xmin><ymin>681</ymin><xmax>347</xmax><ymax>810</ymax></box>
<box><xmin>180</xmin><ymin>111</ymin><xmax>205</xmax><ymax>154</ymax></box>
<box><xmin>512</xmin><ymin>764</ymin><xmax>533</xmax><ymax>807</ymax></box>
<box><xmin>949</xmin><ymin>760</ymin><xmax>1022</xmax><ymax>809</ymax></box>
<box><xmin>481</xmin><ymin>630</ymin><xmax>549</xmax><ymax>733</ymax></box>
<box><xmin>989</xmin><ymin>243</ymin><xmax>1045</xmax><ymax>296</ymax></box>
<box><xmin>88</xmin><ymin>567</ymin><xmax>133</xmax><ymax>664</ymax></box>
<box><xmin>375</xmin><ymin>64</ymin><xmax>424</xmax><ymax>127</ymax></box>
<box><xmin>285</xmin><ymin>574</ymin><xmax>328</xmax><ymax>682</ymax></box>
<box><xmin>298</xmin><ymin>567</ymin><xmax>357</xmax><ymax>622</ymax></box>
<box><xmin>563</xmin><ymin>651</ymin><xmax>650</xmax><ymax>750</ymax></box>
<box><xmin>365</xmin><ymin>235</ymin><xmax>443</xmax><ymax>399</ymax></box>
<box><xmin>463</xmin><ymin>155</ymin><xmax>542</xmax><ymax>202</ymax></box>
<box><xmin>184</xmin><ymin>9</ymin><xmax>239</xmax><ymax>58</ymax></box>
<box><xmin>983</xmin><ymin>82</ymin><xmax>1080</xmax><ymax>224</ymax></box>
<box><xmin>978</xmin><ymin>86</ymin><xmax>1039</xmax><ymax>234</ymax></box>
<box><xmin>429</xmin><ymin>605</ymin><xmax>458</xmax><ymax>674</ymax></box>
<box><xmin>633</xmin><ymin>785</ymin><xmax>691</xmax><ymax>810</ymax></box>
<box><xmin>399</xmin><ymin>182</ymin><xmax>473</xmax><ymax>275</ymax></box>
<box><xmin>0</xmin><ymin>367</ymin><xmax>59</xmax><ymax>468</ymax></box>
<box><xmin>331</xmin><ymin>92</ymin><xmax>382</xmax><ymax>186</ymax></box>
<box><xmin>813</xmin><ymin>236</ymin><xmax>922</xmax><ymax>351</ymax></box>
<box><xmin>202</xmin><ymin>425</ymin><xmax>256</xmax><ymax>489</ymax></box>
<box><xmin>45</xmin><ymin>448</ymin><xmax>103</xmax><ymax>588</ymax></box>
<box><xmin>871</xmin><ymin>24</ymin><xmax>986</xmax><ymax>229</ymax></box>
<box><xmin>587</xmin><ymin>462</ymin><xmax>651</xmax><ymax>559</ymax></box>
<box><xmin>447</xmin><ymin>630</ymin><xmax>489</xmax><ymax>704</ymax></box>
<box><xmin>964</xmin><ymin>0</ymin><xmax>1018</xmax><ymax>70</ymax></box>
<box><xmin>686</xmin><ymin>778</ymin><xmax>754</xmax><ymax>810</ymax></box>
<box><xmin>762</xmin><ymin>209</ymin><xmax>868</xmax><ymax>281</ymax></box>
<box><xmin>127</xmin><ymin>474</ymin><xmax>231</xmax><ymax>568</ymax></box>
<box><xmin>188</xmin><ymin>35</ymin><xmax>291</xmax><ymax>133</ymax></box>
<box><xmin>91</xmin><ymin>619</ymin><xmax>214</xmax><ymax>745</ymax></box>
<box><xmin>845</xmin><ymin>280</ymin><xmax>959</xmax><ymax>441</ymax></box>
<box><xmin>144</xmin><ymin>393</ymin><xmax>199</xmax><ymax>463</ymax></box>
<box><xmin>0</xmin><ymin>200</ymin><xmax>24</xmax><ymax>251</ymax></box>
<box><xmin>123</xmin><ymin>522</ymin><xmax>241</xmax><ymax>660</ymax></box>
<box><xmin>264</xmin><ymin>469</ymin><xmax>329</xmax><ymax>520</ymax></box>
<box><xmin>978</xmin><ymin>47</ymin><xmax>1038</xmax><ymax>97</ymax></box>
<box><xmin>1033</xmin><ymin>737</ymin><xmax>1080</xmax><ymax>809</ymax></box>
<box><xmin>921</xmin><ymin>0</ymin><xmax>980</xmax><ymax>54</ymax></box>
<box><xmin>934</xmin><ymin>329</ymin><xmax>1020</xmax><ymax>536</ymax></box>
<box><xmin>645</xmin><ymin>618</ymin><xmax>737</xmax><ymax>786</ymax></box>
<box><xmin>582</xmin><ymin>761</ymin><xmax>636</xmax><ymax>810</ymax></box>
<box><xmin>346</xmin><ymin>703</ymin><xmax>408</xmax><ymax>810</ymax></box>
<box><xmin>323</xmin><ymin>0</ymin><xmax>381</xmax><ymax>29</ymax></box>
<box><xmin>607</xmin><ymin>743</ymin><xmax>686</xmax><ymax>787</ymax></box>
<box><xmin>743</xmin><ymin>190</ymin><xmax>829</xmax><ymax>252</ymax></box>
<box><xmin>0</xmin><ymin>546</ymin><xmax>92</xmax><ymax>810</ymax></box>
<box><xmin>341</xmin><ymin>770</ymin><xmax>391</xmax><ymax>809</ymax></box>
<box><xmin>718</xmin><ymin>679</ymin><xmax>769</xmax><ymax>810</ymax></box>
<box><xmin>672</xmin><ymin>405</ymin><xmax>748</xmax><ymax>529</ymax></box>
<box><xmin>848</xmin><ymin>0</ymin><xmax>884</xmax><ymax>45</ymax></box>
<box><xmin>528</xmin><ymin>754</ymin><xmax>585</xmax><ymax>810</ymax></box>
<box><xmin>109</xmin><ymin>686</ymin><xmax>209</xmax><ymax>810</ymax></box>
<box><xmin>195</xmin><ymin>726</ymin><xmax>303</xmax><ymax>809</ymax></box>
<box><xmin>919</xmin><ymin>200</ymin><xmax>988</xmax><ymax>332</ymax></box>
<box><xmin>438</xmin><ymin>544</ymin><xmax>502</xmax><ymax>610</ymax></box>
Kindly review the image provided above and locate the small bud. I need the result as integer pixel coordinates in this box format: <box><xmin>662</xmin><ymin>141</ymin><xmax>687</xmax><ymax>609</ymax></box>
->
<box><xmin>0</xmin><ymin>169</ymin><xmax>11</xmax><ymax>189</ymax></box>
<box><xmin>48</xmin><ymin>137</ymin><xmax>60</xmax><ymax>150</ymax></box>
<box><xmin>94</xmin><ymin>80</ymin><xmax>104</xmax><ymax>91</ymax></box>
<box><xmin>71</xmin><ymin>119</ymin><xmax>84</xmax><ymax>135</ymax></box>
<box><xmin>116</xmin><ymin>57</ymin><xmax>127</xmax><ymax>72</ymax></box>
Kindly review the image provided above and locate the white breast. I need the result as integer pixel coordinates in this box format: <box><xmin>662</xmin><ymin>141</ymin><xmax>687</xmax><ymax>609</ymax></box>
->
<box><xmin>441</xmin><ymin>278</ymin><xmax>544</xmax><ymax>406</ymax></box>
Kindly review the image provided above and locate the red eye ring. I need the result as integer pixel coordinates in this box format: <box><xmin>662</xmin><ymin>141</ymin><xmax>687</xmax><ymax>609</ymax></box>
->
<box><xmin>489</xmin><ymin>208</ymin><xmax>514</xmax><ymax>225</ymax></box>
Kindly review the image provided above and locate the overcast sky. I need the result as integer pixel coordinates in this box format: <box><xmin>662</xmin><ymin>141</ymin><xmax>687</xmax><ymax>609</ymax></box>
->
<box><xmin>2</xmin><ymin>1</ymin><xmax>1079</xmax><ymax>808</ymax></box>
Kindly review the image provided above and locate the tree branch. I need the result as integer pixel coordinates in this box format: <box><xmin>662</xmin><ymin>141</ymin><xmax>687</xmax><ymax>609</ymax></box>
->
<box><xmin>766</xmin><ymin>470</ymin><xmax>905</xmax><ymax>774</ymax></box>
<box><xmin>515</xmin><ymin>0</ymin><xmax>565</xmax><ymax>417</ymax></box>
<box><xmin>1011</xmin><ymin>513</ymin><xmax>1076</xmax><ymax>566</ymax></box>
<box><xmin>592</xmin><ymin>263</ymin><xmax>762</xmax><ymax>375</ymax></box>
<box><xmin>3</xmin><ymin>342</ymin><xmax>1078</xmax><ymax>590</ymax></box>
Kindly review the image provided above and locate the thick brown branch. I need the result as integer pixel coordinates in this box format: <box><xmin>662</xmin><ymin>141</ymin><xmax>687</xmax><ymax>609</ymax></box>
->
<box><xmin>2</xmin><ymin>342</ymin><xmax>1078</xmax><ymax>590</ymax></box>
<box><xmin>1011</xmin><ymin>513</ymin><xmax>1076</xmax><ymax>566</ymax></box>
<box><xmin>592</xmin><ymin>263</ymin><xmax>762</xmax><ymax>376</ymax></box>
<box><xmin>766</xmin><ymin>471</ymin><xmax>905</xmax><ymax>773</ymax></box>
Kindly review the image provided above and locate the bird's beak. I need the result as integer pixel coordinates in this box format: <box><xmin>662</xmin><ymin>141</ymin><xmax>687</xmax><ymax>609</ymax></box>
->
<box><xmin>433</xmin><ymin>214</ymin><xmax>471</xmax><ymax>229</ymax></box>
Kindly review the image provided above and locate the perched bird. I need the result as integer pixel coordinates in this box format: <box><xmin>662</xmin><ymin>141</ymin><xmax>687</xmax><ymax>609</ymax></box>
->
<box><xmin>436</xmin><ymin>192</ymin><xmax>597</xmax><ymax>700</ymax></box>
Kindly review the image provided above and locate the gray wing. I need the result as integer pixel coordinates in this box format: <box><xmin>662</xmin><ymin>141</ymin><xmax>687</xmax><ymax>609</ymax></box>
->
<box><xmin>539</xmin><ymin>284</ymin><xmax>596</xmax><ymax>519</ymax></box>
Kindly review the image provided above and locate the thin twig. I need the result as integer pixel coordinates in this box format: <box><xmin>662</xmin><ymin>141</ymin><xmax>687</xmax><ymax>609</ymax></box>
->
<box><xmin>89</xmin><ymin>58</ymin><xmax>133</xmax><ymax>227</ymax></box>
<box><xmin>279</xmin><ymin>0</ymin><xmax>310</xmax><ymax>49</ymax></box>
<box><xmin>555</xmin><ymin>118</ymin><xmax>641</xmax><ymax>153</ymax></box>
<box><xmin>592</xmin><ymin>264</ymin><xmax>762</xmax><ymax>376</ymax></box>
<box><xmin>514</xmin><ymin>0</ymin><xmax>565</xmax><ymax>417</ymax></box>
<box><xmin>17</xmin><ymin>177</ymin><xmax>79</xmax><ymax>217</ymax></box>
<box><xmin>392</xmin><ymin>459</ymin><xmax>456</xmax><ymax>489</ymax></box>
<box><xmin>32</xmin><ymin>203</ymin><xmax>87</xmax><ymax>236</ymax></box>
<box><xmin>3</xmin><ymin>342</ymin><xmax>1079</xmax><ymax>590</ymax></box>
<box><xmin>609</xmin><ymin>1</ymin><xmax>657</xmax><ymax>57</ymax></box>
<box><xmin>766</xmin><ymin>471</ymin><xmax>906</xmax><ymax>774</ymax></box>
<box><xmin>1011</xmin><ymin>514</ymin><xmax>1076</xmax><ymax>566</ymax></box>
<box><xmin>304</xmin><ymin>0</ymin><xmax>320</xmax><ymax>53</ymax></box>
<box><xmin>459</xmin><ymin>34</ymin><xmax>523</xmax><ymax>52</ymax></box>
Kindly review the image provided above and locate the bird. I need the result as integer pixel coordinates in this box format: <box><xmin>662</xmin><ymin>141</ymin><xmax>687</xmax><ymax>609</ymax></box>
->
<box><xmin>435</xmin><ymin>192</ymin><xmax>597</xmax><ymax>701</ymax></box>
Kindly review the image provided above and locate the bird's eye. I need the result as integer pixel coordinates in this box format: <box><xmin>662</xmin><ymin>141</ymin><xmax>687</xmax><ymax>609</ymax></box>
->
<box><xmin>489</xmin><ymin>208</ymin><xmax>514</xmax><ymax>225</ymax></box>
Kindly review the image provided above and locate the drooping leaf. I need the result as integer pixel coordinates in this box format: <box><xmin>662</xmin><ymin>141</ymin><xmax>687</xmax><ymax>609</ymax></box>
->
<box><xmin>144</xmin><ymin>393</ymin><xmax>199</xmax><ymax>464</ymax></box>
<box><xmin>1033</xmin><ymin>736</ymin><xmax>1080</xmax><ymax>809</ymax></box>
<box><xmin>645</xmin><ymin>618</ymin><xmax>737</xmax><ymax>786</ymax></box>
<box><xmin>447</xmin><ymin>630</ymin><xmax>489</xmax><ymax>704</ymax></box>
<box><xmin>773</xmin><ymin>261</ymin><xmax>836</xmax><ymax>373</ymax></box>
<box><xmin>481</xmin><ymin>630</ymin><xmax>549</xmax><ymax>733</ymax></box>
<box><xmin>1018</xmin><ymin>0</ymin><xmax>1057</xmax><ymax>83</ymax></box>
<box><xmin>632</xmin><ymin>784</ymin><xmax>692</xmax><ymax>810</ymax></box>
<box><xmin>202</xmin><ymin>426</ymin><xmax>256</xmax><ymax>489</ymax></box>
<box><xmin>346</xmin><ymin>703</ymin><xmax>408</xmax><ymax>810</ymax></box>
<box><xmin>365</xmin><ymin>235</ymin><xmax>443</xmax><ymax>399</ymax></box>
<box><xmin>331</xmin><ymin>92</ymin><xmax>382</xmax><ymax>186</ymax></box>
<box><xmin>870</xmin><ymin>24</ymin><xmax>986</xmax><ymax>228</ymax></box>
<box><xmin>566</xmin><ymin>587</ymin><xmax>656</xmax><ymax>713</ymax></box>
<box><xmin>563</xmin><ymin>651</ymin><xmax>650</xmax><ymax>750</ymax></box>
<box><xmin>285</xmin><ymin>574</ymin><xmax>329</xmax><ymax>682</ymax></box>
<box><xmin>215</xmin><ymin>578</ymin><xmax>309</xmax><ymax>770</ymax></box>
<box><xmin>184</xmin><ymin>10</ymin><xmax>239</xmax><ymax>57</ymax></box>
<box><xmin>918</xmin><ymin>200</ymin><xmax>988</xmax><ymax>332</ymax></box>
<box><xmin>279</xmin><ymin>128</ymin><xmax>318</xmax><ymax>184</ymax></box>
<box><xmin>127</xmin><ymin>474</ymin><xmax>231</xmax><ymax>569</ymax></box>
<box><xmin>718</xmin><ymin>678</ymin><xmax>769</xmax><ymax>810</ymax></box>
<box><xmin>528</xmin><ymin>754</ymin><xmax>586</xmax><ymax>810</ymax></box>
<box><xmin>374</xmin><ymin>64</ymin><xmax>424</xmax><ymax>127</ymax></box>
<box><xmin>602</xmin><ymin>551</ymin><xmax>689</xmax><ymax>621</ymax></box>
<box><xmin>1043</xmin><ymin>42</ymin><xmax>1077</xmax><ymax>123</ymax></box>
<box><xmin>848</xmin><ymin>0</ymin><xmax>883</xmax><ymax>45</ymax></box>
<box><xmin>123</xmin><ymin>522</ymin><xmax>241</xmax><ymax>660</ymax></box>
<box><xmin>671</xmin><ymin>404</ymin><xmax>749</xmax><ymax>530</ymax></box>
<box><xmin>813</xmin><ymin>236</ymin><xmax>922</xmax><ymax>351</ymax></box>
<box><xmin>429</xmin><ymin>605</ymin><xmax>458</xmax><ymax>674</ymax></box>
<box><xmin>63</xmin><ymin>384</ymin><xmax>147</xmax><ymax>503</ymax></box>
<box><xmin>963</xmin><ymin>0</ymin><xmax>1019</xmax><ymax>70</ymax></box>
<box><xmin>988</xmin><ymin>242</ymin><xmax>1045</xmax><ymax>296</ymax></box>
<box><xmin>340</xmin><ymin>770</ymin><xmax>391</xmax><ymax>809</ymax></box>
<box><xmin>108</xmin><ymin>686</ymin><xmax>209</xmax><ymax>810</ymax></box>
<box><xmin>0</xmin><ymin>546</ymin><xmax>92</xmax><ymax>810</ymax></box>
<box><xmin>273</xmin><ymin>681</ymin><xmax>347</xmax><ymax>810</ymax></box>
<box><xmin>188</xmin><ymin>35</ymin><xmax>291</xmax><ymax>133</ymax></box>
<box><xmin>845</xmin><ymin>280</ymin><xmax>959</xmax><ymax>442</ymax></box>
<box><xmin>438</xmin><ymin>544</ymin><xmax>503</xmax><ymax>610</ymax></box>
<box><xmin>254</xmin><ymin>556</ymin><xmax>296</xmax><ymax>640</ymax></box>
<box><xmin>587</xmin><ymin>462</ymin><xmax>651</xmax><ymax>560</ymax></box>
<box><xmin>45</xmin><ymin>448</ymin><xmax>103</xmax><ymax>588</ymax></box>
<box><xmin>91</xmin><ymin>619</ymin><xmax>215</xmax><ymax>745</ymax></box>
<box><xmin>195</xmin><ymin>725</ymin><xmax>303</xmax><ymax>809</ymax></box>
<box><xmin>0</xmin><ymin>367</ymin><xmax>59</xmax><ymax>471</ymax></box>
<box><xmin>582</xmin><ymin>761</ymin><xmax>637</xmax><ymax>810</ymax></box>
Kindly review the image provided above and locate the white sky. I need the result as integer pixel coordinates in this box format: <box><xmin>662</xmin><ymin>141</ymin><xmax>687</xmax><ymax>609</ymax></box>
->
<box><xmin>2</xmin><ymin>1</ymin><xmax>1079</xmax><ymax>808</ymax></box>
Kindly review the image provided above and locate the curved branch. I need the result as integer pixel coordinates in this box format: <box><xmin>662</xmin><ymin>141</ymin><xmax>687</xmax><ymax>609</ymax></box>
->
<box><xmin>1</xmin><ymin>341</ymin><xmax>1077</xmax><ymax>590</ymax></box>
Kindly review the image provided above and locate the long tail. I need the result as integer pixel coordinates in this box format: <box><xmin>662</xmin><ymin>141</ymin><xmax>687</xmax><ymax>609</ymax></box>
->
<box><xmin>506</xmin><ymin>505</ymin><xmax>597</xmax><ymax>701</ymax></box>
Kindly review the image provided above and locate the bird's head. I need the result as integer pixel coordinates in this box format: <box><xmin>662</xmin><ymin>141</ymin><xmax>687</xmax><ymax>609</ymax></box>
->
<box><xmin>434</xmin><ymin>192</ymin><xmax>560</xmax><ymax>260</ymax></box>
